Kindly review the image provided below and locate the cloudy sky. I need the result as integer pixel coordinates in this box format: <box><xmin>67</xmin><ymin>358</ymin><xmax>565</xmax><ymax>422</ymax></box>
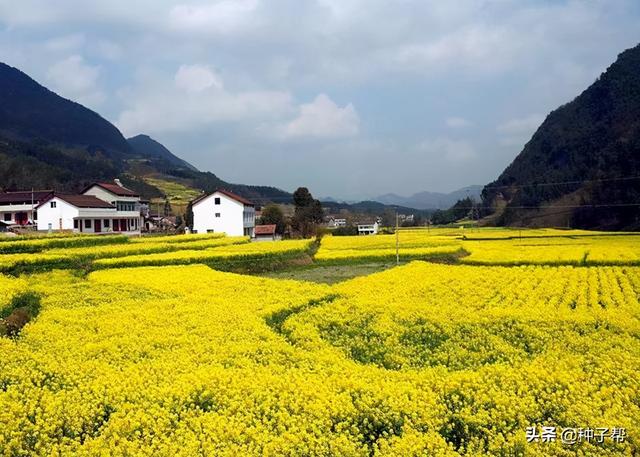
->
<box><xmin>1</xmin><ymin>1</ymin><xmax>639</xmax><ymax>200</ymax></box>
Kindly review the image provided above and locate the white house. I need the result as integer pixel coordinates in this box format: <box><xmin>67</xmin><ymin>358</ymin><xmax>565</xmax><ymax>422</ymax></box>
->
<box><xmin>82</xmin><ymin>180</ymin><xmax>143</xmax><ymax>232</ymax></box>
<box><xmin>0</xmin><ymin>190</ymin><xmax>54</xmax><ymax>226</ymax></box>
<box><xmin>357</xmin><ymin>220</ymin><xmax>380</xmax><ymax>235</ymax></box>
<box><xmin>191</xmin><ymin>189</ymin><xmax>255</xmax><ymax>237</ymax></box>
<box><xmin>36</xmin><ymin>194</ymin><xmax>127</xmax><ymax>233</ymax></box>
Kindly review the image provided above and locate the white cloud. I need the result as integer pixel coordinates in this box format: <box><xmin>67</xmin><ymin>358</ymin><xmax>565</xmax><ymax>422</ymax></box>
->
<box><xmin>44</xmin><ymin>34</ymin><xmax>85</xmax><ymax>52</ymax></box>
<box><xmin>278</xmin><ymin>94</ymin><xmax>360</xmax><ymax>140</ymax></box>
<box><xmin>117</xmin><ymin>65</ymin><xmax>293</xmax><ymax>136</ymax></box>
<box><xmin>394</xmin><ymin>25</ymin><xmax>522</xmax><ymax>75</ymax></box>
<box><xmin>169</xmin><ymin>0</ymin><xmax>259</xmax><ymax>34</ymax></box>
<box><xmin>46</xmin><ymin>55</ymin><xmax>105</xmax><ymax>106</ymax></box>
<box><xmin>96</xmin><ymin>40</ymin><xmax>123</xmax><ymax>60</ymax></box>
<box><xmin>175</xmin><ymin>64</ymin><xmax>223</xmax><ymax>92</ymax></box>
<box><xmin>446</xmin><ymin>116</ymin><xmax>472</xmax><ymax>128</ymax></box>
<box><xmin>418</xmin><ymin>138</ymin><xmax>476</xmax><ymax>162</ymax></box>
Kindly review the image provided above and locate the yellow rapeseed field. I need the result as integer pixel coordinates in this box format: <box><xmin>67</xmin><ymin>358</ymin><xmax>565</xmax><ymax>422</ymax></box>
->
<box><xmin>0</xmin><ymin>236</ymin><xmax>249</xmax><ymax>272</ymax></box>
<box><xmin>93</xmin><ymin>238</ymin><xmax>315</xmax><ymax>269</ymax></box>
<box><xmin>1</xmin><ymin>228</ymin><xmax>639</xmax><ymax>455</ymax></box>
<box><xmin>0</xmin><ymin>261</ymin><xmax>638</xmax><ymax>455</ymax></box>
<box><xmin>0</xmin><ymin>274</ymin><xmax>28</xmax><ymax>314</ymax></box>
<box><xmin>461</xmin><ymin>235</ymin><xmax>640</xmax><ymax>265</ymax></box>
<box><xmin>316</xmin><ymin>233</ymin><xmax>461</xmax><ymax>261</ymax></box>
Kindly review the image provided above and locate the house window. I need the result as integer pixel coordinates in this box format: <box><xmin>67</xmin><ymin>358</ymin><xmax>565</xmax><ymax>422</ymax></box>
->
<box><xmin>104</xmin><ymin>219</ymin><xmax>110</xmax><ymax>228</ymax></box>
<box><xmin>3</xmin><ymin>213</ymin><xmax>10</xmax><ymax>222</ymax></box>
<box><xmin>73</xmin><ymin>220</ymin><xmax>79</xmax><ymax>229</ymax></box>
<box><xmin>214</xmin><ymin>197</ymin><xmax>221</xmax><ymax>205</ymax></box>
<box><xmin>85</xmin><ymin>219</ymin><xmax>92</xmax><ymax>229</ymax></box>
<box><xmin>50</xmin><ymin>201</ymin><xmax>56</xmax><ymax>208</ymax></box>
<box><xmin>215</xmin><ymin>213</ymin><xmax>221</xmax><ymax>218</ymax></box>
<box><xmin>116</xmin><ymin>202</ymin><xmax>136</xmax><ymax>211</ymax></box>
<box><xmin>207</xmin><ymin>229</ymin><xmax>215</xmax><ymax>233</ymax></box>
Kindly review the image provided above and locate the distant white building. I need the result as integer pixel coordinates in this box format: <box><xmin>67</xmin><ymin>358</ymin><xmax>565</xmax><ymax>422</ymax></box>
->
<box><xmin>0</xmin><ymin>190</ymin><xmax>54</xmax><ymax>226</ymax></box>
<box><xmin>398</xmin><ymin>214</ymin><xmax>414</xmax><ymax>223</ymax></box>
<box><xmin>357</xmin><ymin>220</ymin><xmax>379</xmax><ymax>235</ymax></box>
<box><xmin>327</xmin><ymin>217</ymin><xmax>347</xmax><ymax>228</ymax></box>
<box><xmin>191</xmin><ymin>189</ymin><xmax>255</xmax><ymax>237</ymax></box>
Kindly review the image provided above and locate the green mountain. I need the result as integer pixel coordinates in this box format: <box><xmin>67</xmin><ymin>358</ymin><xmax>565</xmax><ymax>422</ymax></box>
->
<box><xmin>0</xmin><ymin>61</ymin><xmax>291</xmax><ymax>204</ymax></box>
<box><xmin>0</xmin><ymin>63</ymin><xmax>131</xmax><ymax>158</ymax></box>
<box><xmin>483</xmin><ymin>44</ymin><xmax>640</xmax><ymax>230</ymax></box>
<box><xmin>127</xmin><ymin>134</ymin><xmax>198</xmax><ymax>172</ymax></box>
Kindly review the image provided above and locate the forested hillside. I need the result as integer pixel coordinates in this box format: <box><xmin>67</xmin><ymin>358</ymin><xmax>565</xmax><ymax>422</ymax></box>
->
<box><xmin>483</xmin><ymin>44</ymin><xmax>640</xmax><ymax>229</ymax></box>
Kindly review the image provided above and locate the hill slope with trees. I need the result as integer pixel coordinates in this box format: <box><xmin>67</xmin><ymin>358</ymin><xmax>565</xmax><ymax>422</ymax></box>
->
<box><xmin>482</xmin><ymin>44</ymin><xmax>640</xmax><ymax>229</ymax></box>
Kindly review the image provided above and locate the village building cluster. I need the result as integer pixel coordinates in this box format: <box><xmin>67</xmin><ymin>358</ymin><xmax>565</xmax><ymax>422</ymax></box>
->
<box><xmin>2</xmin><ymin>180</ymin><xmax>392</xmax><ymax>237</ymax></box>
<box><xmin>0</xmin><ymin>180</ymin><xmax>145</xmax><ymax>234</ymax></box>
<box><xmin>0</xmin><ymin>181</ymin><xmax>278</xmax><ymax>238</ymax></box>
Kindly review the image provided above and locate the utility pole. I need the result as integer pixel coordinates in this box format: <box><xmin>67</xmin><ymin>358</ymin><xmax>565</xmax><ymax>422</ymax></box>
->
<box><xmin>474</xmin><ymin>202</ymin><xmax>478</xmax><ymax>232</ymax></box>
<box><xmin>31</xmin><ymin>188</ymin><xmax>34</xmax><ymax>228</ymax></box>
<box><xmin>395</xmin><ymin>211</ymin><xmax>399</xmax><ymax>265</ymax></box>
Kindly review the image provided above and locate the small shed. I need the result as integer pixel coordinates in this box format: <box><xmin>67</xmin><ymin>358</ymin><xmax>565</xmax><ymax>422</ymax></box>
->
<box><xmin>254</xmin><ymin>224</ymin><xmax>277</xmax><ymax>241</ymax></box>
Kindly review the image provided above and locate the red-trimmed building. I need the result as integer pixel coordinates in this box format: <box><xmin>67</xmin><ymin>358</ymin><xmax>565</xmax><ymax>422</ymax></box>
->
<box><xmin>34</xmin><ymin>180</ymin><xmax>143</xmax><ymax>233</ymax></box>
<box><xmin>81</xmin><ymin>179</ymin><xmax>142</xmax><ymax>232</ymax></box>
<box><xmin>0</xmin><ymin>190</ymin><xmax>54</xmax><ymax>226</ymax></box>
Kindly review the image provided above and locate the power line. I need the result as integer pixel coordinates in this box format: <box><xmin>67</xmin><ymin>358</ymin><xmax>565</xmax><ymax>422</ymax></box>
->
<box><xmin>482</xmin><ymin>175</ymin><xmax>640</xmax><ymax>191</ymax></box>
<box><xmin>435</xmin><ymin>203</ymin><xmax>640</xmax><ymax>210</ymax></box>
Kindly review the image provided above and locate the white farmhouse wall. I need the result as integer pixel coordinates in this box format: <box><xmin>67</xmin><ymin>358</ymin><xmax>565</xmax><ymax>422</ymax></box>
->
<box><xmin>36</xmin><ymin>198</ymin><xmax>79</xmax><ymax>231</ymax></box>
<box><xmin>192</xmin><ymin>192</ymin><xmax>247</xmax><ymax>236</ymax></box>
<box><xmin>36</xmin><ymin>197</ymin><xmax>123</xmax><ymax>233</ymax></box>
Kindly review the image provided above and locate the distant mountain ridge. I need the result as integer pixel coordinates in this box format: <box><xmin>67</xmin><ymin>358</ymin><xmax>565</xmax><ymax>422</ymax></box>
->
<box><xmin>482</xmin><ymin>43</ymin><xmax>640</xmax><ymax>230</ymax></box>
<box><xmin>321</xmin><ymin>199</ymin><xmax>427</xmax><ymax>216</ymax></box>
<box><xmin>376</xmin><ymin>185</ymin><xmax>482</xmax><ymax>210</ymax></box>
